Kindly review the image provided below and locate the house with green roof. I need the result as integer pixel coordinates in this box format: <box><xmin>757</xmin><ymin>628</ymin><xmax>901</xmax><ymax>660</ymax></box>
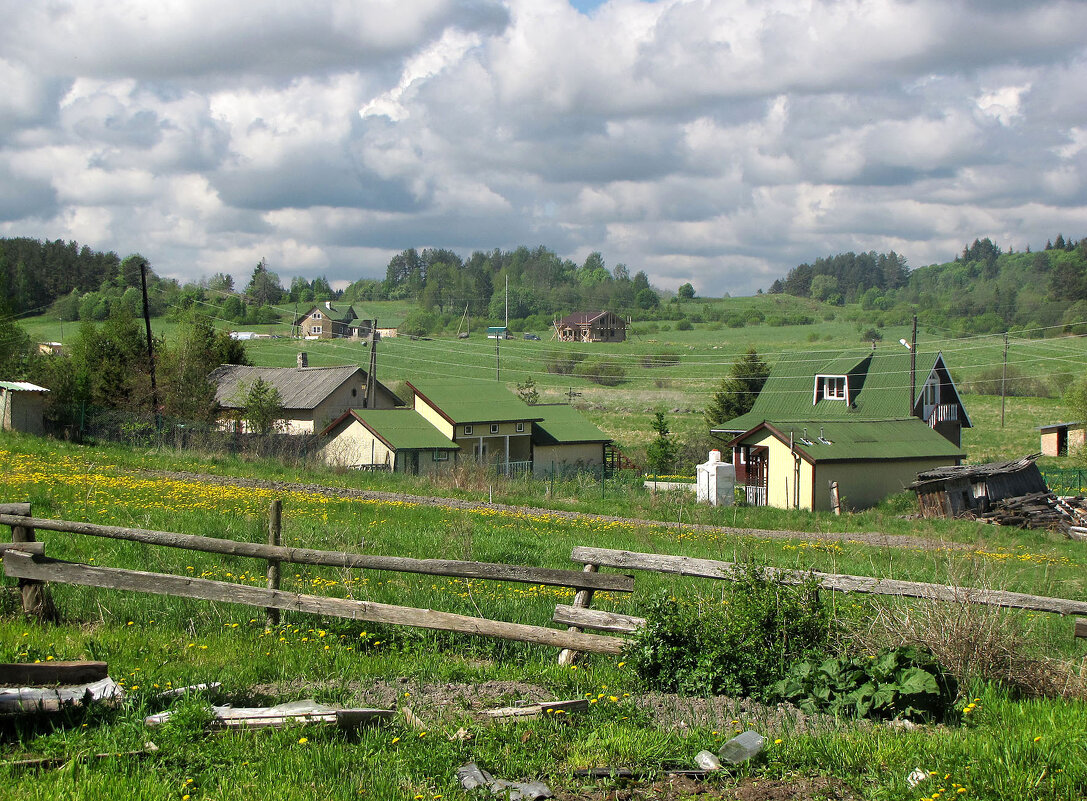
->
<box><xmin>319</xmin><ymin>409</ymin><xmax>459</xmax><ymax>474</ymax></box>
<box><xmin>530</xmin><ymin>403</ymin><xmax>612</xmax><ymax>478</ymax></box>
<box><xmin>406</xmin><ymin>379</ymin><xmax>543</xmax><ymax>474</ymax></box>
<box><xmin>712</xmin><ymin>350</ymin><xmax>970</xmax><ymax>510</ymax></box>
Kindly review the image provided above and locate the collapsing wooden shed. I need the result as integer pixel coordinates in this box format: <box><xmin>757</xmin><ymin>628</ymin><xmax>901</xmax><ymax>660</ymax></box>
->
<box><xmin>909</xmin><ymin>454</ymin><xmax>1047</xmax><ymax>519</ymax></box>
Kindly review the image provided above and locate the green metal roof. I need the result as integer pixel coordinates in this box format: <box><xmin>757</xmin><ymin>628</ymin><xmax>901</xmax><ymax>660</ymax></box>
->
<box><xmin>406</xmin><ymin>379</ymin><xmax>543</xmax><ymax>425</ymax></box>
<box><xmin>715</xmin><ymin>350</ymin><xmax>957</xmax><ymax>433</ymax></box>
<box><xmin>531</xmin><ymin>404</ymin><xmax>611</xmax><ymax>446</ymax></box>
<box><xmin>735</xmin><ymin>419</ymin><xmax>965</xmax><ymax>463</ymax></box>
<box><xmin>341</xmin><ymin>409</ymin><xmax>458</xmax><ymax>451</ymax></box>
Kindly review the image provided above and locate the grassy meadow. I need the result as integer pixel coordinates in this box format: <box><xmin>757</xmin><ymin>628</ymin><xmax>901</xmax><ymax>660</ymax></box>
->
<box><xmin>4</xmin><ymin>296</ymin><xmax>1087</xmax><ymax>798</ymax></box>
<box><xmin>1</xmin><ymin>430</ymin><xmax>1086</xmax><ymax>800</ymax></box>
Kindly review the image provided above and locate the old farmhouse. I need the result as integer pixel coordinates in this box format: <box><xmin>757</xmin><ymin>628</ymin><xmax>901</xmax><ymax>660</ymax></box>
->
<box><xmin>211</xmin><ymin>362</ymin><xmax>401</xmax><ymax>434</ymax></box>
<box><xmin>295</xmin><ymin>302</ymin><xmax>372</xmax><ymax>339</ymax></box>
<box><xmin>713</xmin><ymin>350</ymin><xmax>970</xmax><ymax>511</ymax></box>
<box><xmin>555</xmin><ymin>311</ymin><xmax>627</xmax><ymax>343</ymax></box>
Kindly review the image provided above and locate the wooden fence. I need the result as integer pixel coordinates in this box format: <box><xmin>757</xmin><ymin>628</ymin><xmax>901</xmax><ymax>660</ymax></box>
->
<box><xmin>0</xmin><ymin>502</ymin><xmax>633</xmax><ymax>656</ymax></box>
<box><xmin>562</xmin><ymin>546</ymin><xmax>1087</xmax><ymax>645</ymax></box>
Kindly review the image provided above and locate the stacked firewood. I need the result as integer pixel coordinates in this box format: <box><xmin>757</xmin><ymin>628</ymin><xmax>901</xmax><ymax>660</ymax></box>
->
<box><xmin>975</xmin><ymin>492</ymin><xmax>1087</xmax><ymax>532</ymax></box>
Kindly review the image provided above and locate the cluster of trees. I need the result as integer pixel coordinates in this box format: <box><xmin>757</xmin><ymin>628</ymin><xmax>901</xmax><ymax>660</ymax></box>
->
<box><xmin>347</xmin><ymin>246</ymin><xmax>660</xmax><ymax>323</ymax></box>
<box><xmin>1</xmin><ymin>308</ymin><xmax>249</xmax><ymax>428</ymax></box>
<box><xmin>770</xmin><ymin>235</ymin><xmax>1087</xmax><ymax>337</ymax></box>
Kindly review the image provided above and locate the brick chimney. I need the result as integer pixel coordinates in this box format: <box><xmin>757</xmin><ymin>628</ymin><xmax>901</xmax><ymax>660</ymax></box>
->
<box><xmin>297</xmin><ymin>352</ymin><xmax>308</xmax><ymax>368</ymax></box>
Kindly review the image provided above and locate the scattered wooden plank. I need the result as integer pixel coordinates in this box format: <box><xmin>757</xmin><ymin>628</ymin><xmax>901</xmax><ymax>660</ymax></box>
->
<box><xmin>146</xmin><ymin>702</ymin><xmax>392</xmax><ymax>730</ymax></box>
<box><xmin>553</xmin><ymin>605</ymin><xmax>645</xmax><ymax>634</ymax></box>
<box><xmin>1068</xmin><ymin>526</ymin><xmax>1087</xmax><ymax>542</ymax></box>
<box><xmin>3</xmin><ymin>552</ymin><xmax>628</xmax><ymax>655</ymax></box>
<box><xmin>1076</xmin><ymin>618</ymin><xmax>1086</xmax><ymax>640</ymax></box>
<box><xmin>0</xmin><ymin>677</ymin><xmax>123</xmax><ymax>714</ymax></box>
<box><xmin>480</xmin><ymin>699</ymin><xmax>589</xmax><ymax>719</ymax></box>
<box><xmin>400</xmin><ymin>706</ymin><xmax>427</xmax><ymax>730</ymax></box>
<box><xmin>155</xmin><ymin>682</ymin><xmax>221</xmax><ymax>699</ymax></box>
<box><xmin>6</xmin><ymin>742</ymin><xmax>158</xmax><ymax>771</ymax></box>
<box><xmin>0</xmin><ymin>514</ymin><xmax>633</xmax><ymax>593</ymax></box>
<box><xmin>570</xmin><ymin>546</ymin><xmax>1087</xmax><ymax>617</ymax></box>
<box><xmin>0</xmin><ymin>661</ymin><xmax>108</xmax><ymax>686</ymax></box>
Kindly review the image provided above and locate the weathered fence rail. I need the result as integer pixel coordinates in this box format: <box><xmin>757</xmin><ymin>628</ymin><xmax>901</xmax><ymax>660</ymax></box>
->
<box><xmin>568</xmin><ymin>546</ymin><xmax>1087</xmax><ymax>643</ymax></box>
<box><xmin>0</xmin><ymin>503</ymin><xmax>632</xmax><ymax>656</ymax></box>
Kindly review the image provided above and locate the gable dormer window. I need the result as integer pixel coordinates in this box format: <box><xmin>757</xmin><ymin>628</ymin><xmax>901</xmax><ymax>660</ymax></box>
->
<box><xmin>814</xmin><ymin>375</ymin><xmax>848</xmax><ymax>404</ymax></box>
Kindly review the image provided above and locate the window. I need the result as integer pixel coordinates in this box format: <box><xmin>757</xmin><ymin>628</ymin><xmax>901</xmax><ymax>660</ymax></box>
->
<box><xmin>821</xmin><ymin>376</ymin><xmax>846</xmax><ymax>400</ymax></box>
<box><xmin>516</xmin><ymin>422</ymin><xmax>524</xmax><ymax>433</ymax></box>
<box><xmin>924</xmin><ymin>381</ymin><xmax>937</xmax><ymax>406</ymax></box>
<box><xmin>433</xmin><ymin>450</ymin><xmax>449</xmax><ymax>461</ymax></box>
<box><xmin>314</xmin><ymin>312</ymin><xmax>322</xmax><ymax>319</ymax></box>
<box><xmin>463</xmin><ymin>425</ymin><xmax>473</xmax><ymax>435</ymax></box>
<box><xmin>490</xmin><ymin>424</ymin><xmax>500</xmax><ymax>434</ymax></box>
<box><xmin>310</xmin><ymin>325</ymin><xmax>322</xmax><ymax>335</ymax></box>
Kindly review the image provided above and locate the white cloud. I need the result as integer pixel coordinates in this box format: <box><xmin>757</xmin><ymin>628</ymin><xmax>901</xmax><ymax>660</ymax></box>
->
<box><xmin>1</xmin><ymin>0</ymin><xmax>1086</xmax><ymax>297</ymax></box>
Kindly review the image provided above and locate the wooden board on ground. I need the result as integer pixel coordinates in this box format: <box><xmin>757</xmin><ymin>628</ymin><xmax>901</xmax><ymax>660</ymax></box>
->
<box><xmin>145</xmin><ymin>701</ymin><xmax>393</xmax><ymax>730</ymax></box>
<box><xmin>0</xmin><ymin>678</ymin><xmax>123</xmax><ymax>714</ymax></box>
<box><xmin>480</xmin><ymin>698</ymin><xmax>590</xmax><ymax>719</ymax></box>
<box><xmin>0</xmin><ymin>661</ymin><xmax>108</xmax><ymax>686</ymax></box>
<box><xmin>3</xmin><ymin>551</ymin><xmax>627</xmax><ymax>655</ymax></box>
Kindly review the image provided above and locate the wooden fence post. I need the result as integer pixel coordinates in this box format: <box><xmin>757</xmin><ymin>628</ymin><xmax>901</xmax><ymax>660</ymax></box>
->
<box><xmin>11</xmin><ymin>506</ymin><xmax>56</xmax><ymax>622</ymax></box>
<box><xmin>266</xmin><ymin>500</ymin><xmax>281</xmax><ymax>628</ymax></box>
<box><xmin>557</xmin><ymin>563</ymin><xmax>598</xmax><ymax>666</ymax></box>
<box><xmin>1076</xmin><ymin>618</ymin><xmax>1086</xmax><ymax>640</ymax></box>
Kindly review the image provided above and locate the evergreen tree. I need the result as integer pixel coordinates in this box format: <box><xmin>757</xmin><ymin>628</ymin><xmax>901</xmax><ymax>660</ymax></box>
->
<box><xmin>240</xmin><ymin>377</ymin><xmax>284</xmax><ymax>435</ymax></box>
<box><xmin>646</xmin><ymin>411</ymin><xmax>678</xmax><ymax>475</ymax></box>
<box><xmin>704</xmin><ymin>348</ymin><xmax>770</xmax><ymax>427</ymax></box>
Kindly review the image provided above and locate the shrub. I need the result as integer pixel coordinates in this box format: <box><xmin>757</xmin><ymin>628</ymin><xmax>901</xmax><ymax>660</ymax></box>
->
<box><xmin>625</xmin><ymin>562</ymin><xmax>834</xmax><ymax>699</ymax></box>
<box><xmin>641</xmin><ymin>351</ymin><xmax>681</xmax><ymax>368</ymax></box>
<box><xmin>546</xmin><ymin>351</ymin><xmax>587</xmax><ymax>375</ymax></box>
<box><xmin>773</xmin><ymin>646</ymin><xmax>958</xmax><ymax>722</ymax></box>
<box><xmin>675</xmin><ymin>319</ymin><xmax>693</xmax><ymax>330</ymax></box>
<box><xmin>576</xmin><ymin>359</ymin><xmax>626</xmax><ymax>386</ymax></box>
<box><xmin>962</xmin><ymin>366</ymin><xmax>1053</xmax><ymax>398</ymax></box>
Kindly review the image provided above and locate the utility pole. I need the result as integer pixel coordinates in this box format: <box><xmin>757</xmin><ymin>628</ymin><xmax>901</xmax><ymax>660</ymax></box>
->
<box><xmin>496</xmin><ymin>331</ymin><xmax>501</xmax><ymax>381</ymax></box>
<box><xmin>140</xmin><ymin>263</ymin><xmax>159</xmax><ymax>424</ymax></box>
<box><xmin>504</xmin><ymin>274</ymin><xmax>508</xmax><ymax>329</ymax></box>
<box><xmin>1001</xmin><ymin>331</ymin><xmax>1009</xmax><ymax>428</ymax></box>
<box><xmin>910</xmin><ymin>314</ymin><xmax>917</xmax><ymax>418</ymax></box>
<box><xmin>366</xmin><ymin>318</ymin><xmax>378</xmax><ymax>408</ymax></box>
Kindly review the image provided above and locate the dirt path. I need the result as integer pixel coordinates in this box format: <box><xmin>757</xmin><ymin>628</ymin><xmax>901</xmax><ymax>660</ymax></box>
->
<box><xmin>145</xmin><ymin>469</ymin><xmax>967</xmax><ymax>552</ymax></box>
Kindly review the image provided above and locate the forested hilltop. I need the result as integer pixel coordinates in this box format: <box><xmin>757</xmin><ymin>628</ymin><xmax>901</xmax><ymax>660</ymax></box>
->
<box><xmin>4</xmin><ymin>235</ymin><xmax>1086</xmax><ymax>339</ymax></box>
<box><xmin>769</xmin><ymin>236</ymin><xmax>1087</xmax><ymax>336</ymax></box>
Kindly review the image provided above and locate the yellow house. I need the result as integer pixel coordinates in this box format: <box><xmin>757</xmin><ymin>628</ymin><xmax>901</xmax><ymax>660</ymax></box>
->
<box><xmin>530</xmin><ymin>403</ymin><xmax>611</xmax><ymax>478</ymax></box>
<box><xmin>1038</xmin><ymin>421</ymin><xmax>1086</xmax><ymax>457</ymax></box>
<box><xmin>728</xmin><ymin>419</ymin><xmax>964</xmax><ymax>512</ymax></box>
<box><xmin>320</xmin><ymin>409</ymin><xmax>458</xmax><ymax>475</ymax></box>
<box><xmin>406</xmin><ymin>379</ymin><xmax>542</xmax><ymax>474</ymax></box>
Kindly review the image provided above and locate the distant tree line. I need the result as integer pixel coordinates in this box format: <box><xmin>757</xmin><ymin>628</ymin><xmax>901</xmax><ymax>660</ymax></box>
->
<box><xmin>769</xmin><ymin>235</ymin><xmax>1087</xmax><ymax>337</ymax></box>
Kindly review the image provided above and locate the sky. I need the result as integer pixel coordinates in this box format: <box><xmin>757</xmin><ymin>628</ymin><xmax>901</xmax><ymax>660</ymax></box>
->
<box><xmin>2</xmin><ymin>0</ymin><xmax>1086</xmax><ymax>297</ymax></box>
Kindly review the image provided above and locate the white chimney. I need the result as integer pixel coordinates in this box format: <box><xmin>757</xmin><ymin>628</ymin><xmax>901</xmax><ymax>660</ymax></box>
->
<box><xmin>297</xmin><ymin>352</ymin><xmax>308</xmax><ymax>368</ymax></box>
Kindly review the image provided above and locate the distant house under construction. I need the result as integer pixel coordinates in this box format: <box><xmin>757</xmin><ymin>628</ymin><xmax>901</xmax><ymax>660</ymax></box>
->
<box><xmin>555</xmin><ymin>311</ymin><xmax>627</xmax><ymax>343</ymax></box>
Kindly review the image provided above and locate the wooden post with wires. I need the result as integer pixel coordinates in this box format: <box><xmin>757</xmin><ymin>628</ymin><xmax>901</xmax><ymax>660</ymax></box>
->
<box><xmin>1000</xmin><ymin>331</ymin><xmax>1009</xmax><ymax>428</ymax></box>
<box><xmin>366</xmin><ymin>318</ymin><xmax>378</xmax><ymax>408</ymax></box>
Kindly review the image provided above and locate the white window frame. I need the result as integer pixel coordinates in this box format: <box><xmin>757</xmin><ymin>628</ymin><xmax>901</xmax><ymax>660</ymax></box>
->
<box><xmin>463</xmin><ymin>425</ymin><xmax>473</xmax><ymax>435</ymax></box>
<box><xmin>815</xmin><ymin>375</ymin><xmax>847</xmax><ymax>403</ymax></box>
<box><xmin>433</xmin><ymin>450</ymin><xmax>449</xmax><ymax>461</ymax></box>
<box><xmin>516</xmin><ymin>422</ymin><xmax>524</xmax><ymax>433</ymax></box>
<box><xmin>310</xmin><ymin>325</ymin><xmax>322</xmax><ymax>335</ymax></box>
<box><xmin>490</xmin><ymin>424</ymin><xmax>500</xmax><ymax>434</ymax></box>
<box><xmin>313</xmin><ymin>312</ymin><xmax>322</xmax><ymax>319</ymax></box>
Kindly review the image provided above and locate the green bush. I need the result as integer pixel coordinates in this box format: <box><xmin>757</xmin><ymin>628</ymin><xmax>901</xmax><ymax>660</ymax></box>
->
<box><xmin>675</xmin><ymin>319</ymin><xmax>693</xmax><ymax>330</ymax></box>
<box><xmin>546</xmin><ymin>351</ymin><xmax>587</xmax><ymax>375</ymax></box>
<box><xmin>772</xmin><ymin>646</ymin><xmax>958</xmax><ymax>722</ymax></box>
<box><xmin>576</xmin><ymin>359</ymin><xmax>626</xmax><ymax>386</ymax></box>
<box><xmin>641</xmin><ymin>351</ymin><xmax>681</xmax><ymax>368</ymax></box>
<box><xmin>625</xmin><ymin>563</ymin><xmax>833</xmax><ymax>698</ymax></box>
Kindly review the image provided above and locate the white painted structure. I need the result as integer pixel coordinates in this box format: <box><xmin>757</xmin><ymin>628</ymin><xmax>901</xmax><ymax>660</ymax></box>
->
<box><xmin>696</xmin><ymin>449</ymin><xmax>735</xmax><ymax>506</ymax></box>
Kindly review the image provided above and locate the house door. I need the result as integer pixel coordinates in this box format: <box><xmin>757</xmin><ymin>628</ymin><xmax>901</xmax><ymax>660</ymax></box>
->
<box><xmin>474</xmin><ymin>440</ymin><xmax>487</xmax><ymax>462</ymax></box>
<box><xmin>409</xmin><ymin>451</ymin><xmax>420</xmax><ymax>475</ymax></box>
<box><xmin>746</xmin><ymin>446</ymin><xmax>769</xmax><ymax>506</ymax></box>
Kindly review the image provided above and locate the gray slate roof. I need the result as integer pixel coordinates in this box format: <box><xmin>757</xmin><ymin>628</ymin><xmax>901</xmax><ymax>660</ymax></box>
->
<box><xmin>210</xmin><ymin>365</ymin><xmax>362</xmax><ymax>410</ymax></box>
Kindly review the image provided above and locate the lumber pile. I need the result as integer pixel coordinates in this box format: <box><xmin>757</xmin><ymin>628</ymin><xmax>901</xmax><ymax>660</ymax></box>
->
<box><xmin>975</xmin><ymin>492</ymin><xmax>1087</xmax><ymax>532</ymax></box>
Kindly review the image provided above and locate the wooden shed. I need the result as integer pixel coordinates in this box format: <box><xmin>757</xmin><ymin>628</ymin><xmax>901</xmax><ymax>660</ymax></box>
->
<box><xmin>0</xmin><ymin>381</ymin><xmax>49</xmax><ymax>435</ymax></box>
<box><xmin>1038</xmin><ymin>421</ymin><xmax>1086</xmax><ymax>457</ymax></box>
<box><xmin>909</xmin><ymin>455</ymin><xmax>1048</xmax><ymax>519</ymax></box>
